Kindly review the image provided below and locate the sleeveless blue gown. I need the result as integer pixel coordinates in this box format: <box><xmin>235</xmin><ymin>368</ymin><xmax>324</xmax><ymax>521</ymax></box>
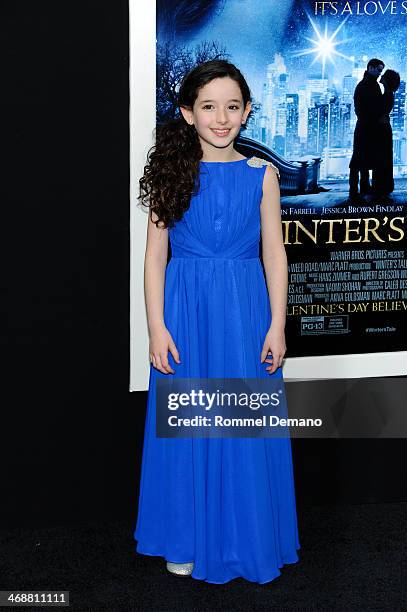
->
<box><xmin>134</xmin><ymin>156</ymin><xmax>300</xmax><ymax>584</ymax></box>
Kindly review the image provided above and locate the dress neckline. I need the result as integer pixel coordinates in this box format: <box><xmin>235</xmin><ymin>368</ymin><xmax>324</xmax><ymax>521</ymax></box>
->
<box><xmin>200</xmin><ymin>157</ymin><xmax>249</xmax><ymax>164</ymax></box>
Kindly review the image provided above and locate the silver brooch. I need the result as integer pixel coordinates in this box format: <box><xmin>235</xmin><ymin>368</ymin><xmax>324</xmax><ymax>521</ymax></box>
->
<box><xmin>247</xmin><ymin>156</ymin><xmax>280</xmax><ymax>178</ymax></box>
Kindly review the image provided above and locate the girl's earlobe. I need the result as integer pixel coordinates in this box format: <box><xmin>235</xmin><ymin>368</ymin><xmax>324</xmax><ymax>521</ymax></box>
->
<box><xmin>180</xmin><ymin>109</ymin><xmax>192</xmax><ymax>125</ymax></box>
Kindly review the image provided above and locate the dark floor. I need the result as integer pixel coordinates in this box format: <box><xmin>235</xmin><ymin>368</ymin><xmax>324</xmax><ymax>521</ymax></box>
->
<box><xmin>1</xmin><ymin>501</ymin><xmax>406</xmax><ymax>611</ymax></box>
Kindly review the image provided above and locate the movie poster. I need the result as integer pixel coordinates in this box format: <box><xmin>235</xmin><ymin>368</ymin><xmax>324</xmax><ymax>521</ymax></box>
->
<box><xmin>156</xmin><ymin>0</ymin><xmax>407</xmax><ymax>358</ymax></box>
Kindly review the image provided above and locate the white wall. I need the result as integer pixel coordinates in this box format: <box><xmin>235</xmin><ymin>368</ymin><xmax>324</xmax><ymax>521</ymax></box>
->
<box><xmin>129</xmin><ymin>0</ymin><xmax>156</xmax><ymax>391</ymax></box>
<box><xmin>129</xmin><ymin>0</ymin><xmax>407</xmax><ymax>390</ymax></box>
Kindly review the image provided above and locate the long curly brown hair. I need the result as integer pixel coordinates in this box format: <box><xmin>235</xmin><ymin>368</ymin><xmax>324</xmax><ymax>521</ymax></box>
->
<box><xmin>138</xmin><ymin>60</ymin><xmax>252</xmax><ymax>229</ymax></box>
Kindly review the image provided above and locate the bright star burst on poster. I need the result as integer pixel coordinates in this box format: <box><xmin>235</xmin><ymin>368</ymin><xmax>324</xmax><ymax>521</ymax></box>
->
<box><xmin>292</xmin><ymin>14</ymin><xmax>354</xmax><ymax>78</ymax></box>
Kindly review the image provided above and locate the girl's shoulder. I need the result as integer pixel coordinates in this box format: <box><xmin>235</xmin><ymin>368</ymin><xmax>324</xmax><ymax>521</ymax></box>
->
<box><xmin>246</xmin><ymin>156</ymin><xmax>280</xmax><ymax>179</ymax></box>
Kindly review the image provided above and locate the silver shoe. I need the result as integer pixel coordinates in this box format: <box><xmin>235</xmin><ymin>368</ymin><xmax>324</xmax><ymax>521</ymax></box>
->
<box><xmin>166</xmin><ymin>561</ymin><xmax>194</xmax><ymax>576</ymax></box>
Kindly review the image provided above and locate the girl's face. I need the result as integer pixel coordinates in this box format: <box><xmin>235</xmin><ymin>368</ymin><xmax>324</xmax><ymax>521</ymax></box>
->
<box><xmin>181</xmin><ymin>76</ymin><xmax>251</xmax><ymax>154</ymax></box>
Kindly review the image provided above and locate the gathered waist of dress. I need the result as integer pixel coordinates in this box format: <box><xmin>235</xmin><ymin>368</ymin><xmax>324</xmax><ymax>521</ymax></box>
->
<box><xmin>170</xmin><ymin>245</ymin><xmax>260</xmax><ymax>260</ymax></box>
<box><xmin>170</xmin><ymin>255</ymin><xmax>260</xmax><ymax>261</ymax></box>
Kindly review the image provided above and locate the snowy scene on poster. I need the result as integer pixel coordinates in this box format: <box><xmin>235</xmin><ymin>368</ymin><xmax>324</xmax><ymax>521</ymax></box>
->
<box><xmin>157</xmin><ymin>0</ymin><xmax>407</xmax><ymax>357</ymax></box>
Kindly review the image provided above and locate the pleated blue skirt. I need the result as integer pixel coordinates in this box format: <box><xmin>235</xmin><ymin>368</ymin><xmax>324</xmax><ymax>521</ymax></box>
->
<box><xmin>134</xmin><ymin>255</ymin><xmax>301</xmax><ymax>584</ymax></box>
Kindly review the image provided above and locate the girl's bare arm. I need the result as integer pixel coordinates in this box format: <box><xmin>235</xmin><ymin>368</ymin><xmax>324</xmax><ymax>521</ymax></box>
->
<box><xmin>259</xmin><ymin>166</ymin><xmax>288</xmax><ymax>371</ymax></box>
<box><xmin>144</xmin><ymin>210</ymin><xmax>169</xmax><ymax>334</ymax></box>
<box><xmin>144</xmin><ymin>212</ymin><xmax>180</xmax><ymax>373</ymax></box>
<box><xmin>260</xmin><ymin>166</ymin><xmax>288</xmax><ymax>332</ymax></box>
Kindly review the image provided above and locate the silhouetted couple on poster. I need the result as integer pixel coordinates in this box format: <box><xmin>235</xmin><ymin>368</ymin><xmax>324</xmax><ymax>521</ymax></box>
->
<box><xmin>349</xmin><ymin>58</ymin><xmax>400</xmax><ymax>202</ymax></box>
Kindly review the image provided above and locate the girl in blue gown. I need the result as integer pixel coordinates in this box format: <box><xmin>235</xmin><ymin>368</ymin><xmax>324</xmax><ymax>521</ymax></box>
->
<box><xmin>135</xmin><ymin>59</ymin><xmax>300</xmax><ymax>584</ymax></box>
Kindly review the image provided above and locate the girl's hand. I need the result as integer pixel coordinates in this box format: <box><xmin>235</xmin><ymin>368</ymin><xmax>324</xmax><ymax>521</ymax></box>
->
<box><xmin>149</xmin><ymin>322</ymin><xmax>181</xmax><ymax>374</ymax></box>
<box><xmin>260</xmin><ymin>325</ymin><xmax>286</xmax><ymax>374</ymax></box>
